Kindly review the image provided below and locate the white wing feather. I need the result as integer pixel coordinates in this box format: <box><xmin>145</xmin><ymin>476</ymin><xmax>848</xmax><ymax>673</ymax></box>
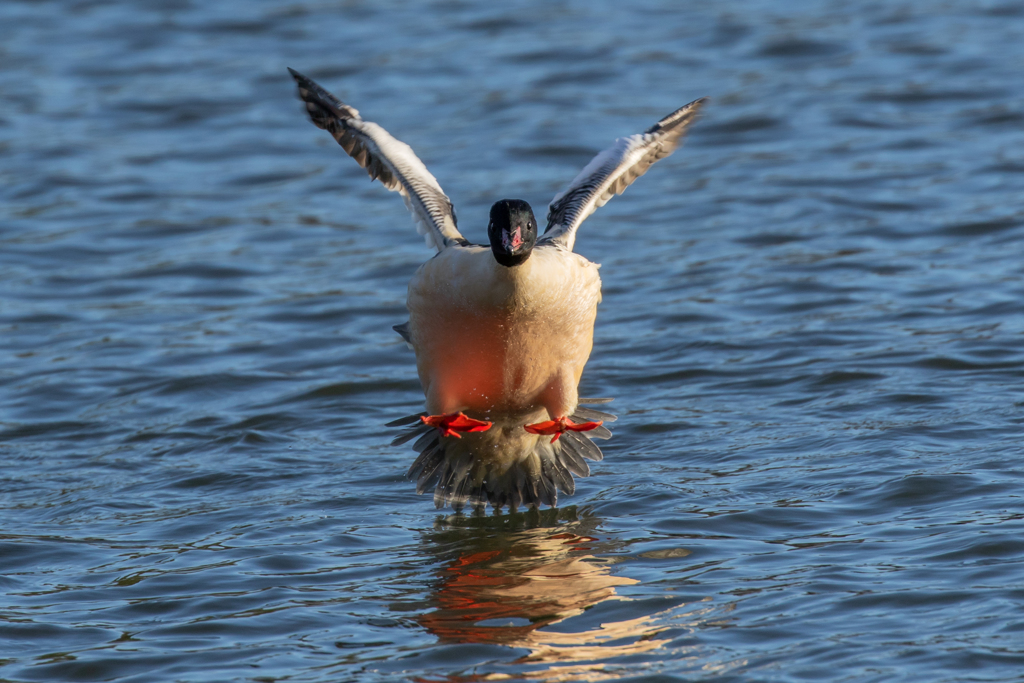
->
<box><xmin>540</xmin><ymin>97</ymin><xmax>707</xmax><ymax>251</ymax></box>
<box><xmin>289</xmin><ymin>68</ymin><xmax>465</xmax><ymax>252</ymax></box>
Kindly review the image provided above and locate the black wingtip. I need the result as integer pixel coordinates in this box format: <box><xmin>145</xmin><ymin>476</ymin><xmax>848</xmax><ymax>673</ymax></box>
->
<box><xmin>287</xmin><ymin>67</ymin><xmax>320</xmax><ymax>93</ymax></box>
<box><xmin>287</xmin><ymin>67</ymin><xmax>360</xmax><ymax>122</ymax></box>
<box><xmin>287</xmin><ymin>67</ymin><xmax>315</xmax><ymax>95</ymax></box>
<box><xmin>646</xmin><ymin>96</ymin><xmax>709</xmax><ymax>135</ymax></box>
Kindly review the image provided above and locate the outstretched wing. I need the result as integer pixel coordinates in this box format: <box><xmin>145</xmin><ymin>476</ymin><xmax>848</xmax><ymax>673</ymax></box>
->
<box><xmin>539</xmin><ymin>97</ymin><xmax>707</xmax><ymax>251</ymax></box>
<box><xmin>289</xmin><ymin>68</ymin><xmax>466</xmax><ymax>252</ymax></box>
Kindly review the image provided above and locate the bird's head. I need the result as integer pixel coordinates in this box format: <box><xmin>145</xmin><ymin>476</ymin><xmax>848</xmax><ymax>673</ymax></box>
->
<box><xmin>487</xmin><ymin>199</ymin><xmax>538</xmax><ymax>267</ymax></box>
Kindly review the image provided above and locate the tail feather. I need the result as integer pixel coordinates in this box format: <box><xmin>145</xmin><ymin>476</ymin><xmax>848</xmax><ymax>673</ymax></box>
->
<box><xmin>451</xmin><ymin>465</ymin><xmax>477</xmax><ymax>512</ymax></box>
<box><xmin>563</xmin><ymin>430</ymin><xmax>604</xmax><ymax>462</ymax></box>
<box><xmin>387</xmin><ymin>411</ymin><xmax>426</xmax><ymax>428</ymax></box>
<box><xmin>415</xmin><ymin>447</ymin><xmax>445</xmax><ymax>494</ymax></box>
<box><xmin>412</xmin><ymin>428</ymin><xmax>438</xmax><ymax>453</ymax></box>
<box><xmin>433</xmin><ymin>451</ymin><xmax>475</xmax><ymax>511</ymax></box>
<box><xmin>537</xmin><ymin>462</ymin><xmax>559</xmax><ymax>507</ymax></box>
<box><xmin>432</xmin><ymin>464</ymin><xmax>451</xmax><ymax>509</ymax></box>
<box><xmin>572</xmin><ymin>406</ymin><xmax>616</xmax><ymax>423</ymax></box>
<box><xmin>407</xmin><ymin>439</ymin><xmax>442</xmax><ymax>485</ymax></box>
<box><xmin>509</xmin><ymin>483</ymin><xmax>523</xmax><ymax>512</ymax></box>
<box><xmin>391</xmin><ymin>422</ymin><xmax>430</xmax><ymax>446</ymax></box>
<box><xmin>544</xmin><ymin>455</ymin><xmax>575</xmax><ymax>497</ymax></box>
<box><xmin>513</xmin><ymin>466</ymin><xmax>528</xmax><ymax>510</ymax></box>
<box><xmin>557</xmin><ymin>442</ymin><xmax>591</xmax><ymax>478</ymax></box>
<box><xmin>570</xmin><ymin>405</ymin><xmax>614</xmax><ymax>440</ymax></box>
<box><xmin>387</xmin><ymin>402</ymin><xmax>616</xmax><ymax>512</ymax></box>
<box><xmin>580</xmin><ymin>423</ymin><xmax>613</xmax><ymax>440</ymax></box>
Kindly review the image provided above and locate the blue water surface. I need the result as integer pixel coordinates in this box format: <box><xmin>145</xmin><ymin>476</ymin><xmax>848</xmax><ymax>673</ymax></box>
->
<box><xmin>3</xmin><ymin>1</ymin><xmax>1024</xmax><ymax>681</ymax></box>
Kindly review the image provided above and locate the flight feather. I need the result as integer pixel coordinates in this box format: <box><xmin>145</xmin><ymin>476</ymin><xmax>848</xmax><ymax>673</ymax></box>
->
<box><xmin>288</xmin><ymin>68</ymin><xmax>465</xmax><ymax>251</ymax></box>
<box><xmin>540</xmin><ymin>97</ymin><xmax>707</xmax><ymax>251</ymax></box>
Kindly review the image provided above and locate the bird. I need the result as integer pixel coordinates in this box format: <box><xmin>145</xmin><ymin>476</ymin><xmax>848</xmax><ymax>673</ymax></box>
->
<box><xmin>288</xmin><ymin>68</ymin><xmax>705</xmax><ymax>513</ymax></box>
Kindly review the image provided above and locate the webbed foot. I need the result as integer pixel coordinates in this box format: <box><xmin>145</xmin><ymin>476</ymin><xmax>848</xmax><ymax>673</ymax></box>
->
<box><xmin>420</xmin><ymin>412</ymin><xmax>492</xmax><ymax>438</ymax></box>
<box><xmin>524</xmin><ymin>416</ymin><xmax>604</xmax><ymax>443</ymax></box>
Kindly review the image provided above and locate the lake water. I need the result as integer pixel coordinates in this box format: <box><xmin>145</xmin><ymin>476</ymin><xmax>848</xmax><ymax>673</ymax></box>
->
<box><xmin>3</xmin><ymin>1</ymin><xmax>1024</xmax><ymax>680</ymax></box>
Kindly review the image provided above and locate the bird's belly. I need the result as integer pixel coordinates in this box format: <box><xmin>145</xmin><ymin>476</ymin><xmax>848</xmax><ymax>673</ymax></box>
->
<box><xmin>406</xmin><ymin>245</ymin><xmax>601</xmax><ymax>418</ymax></box>
<box><xmin>415</xmin><ymin>309</ymin><xmax>577</xmax><ymax>415</ymax></box>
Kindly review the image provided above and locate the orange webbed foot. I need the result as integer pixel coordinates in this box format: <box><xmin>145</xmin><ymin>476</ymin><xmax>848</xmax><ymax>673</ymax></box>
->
<box><xmin>421</xmin><ymin>412</ymin><xmax>492</xmax><ymax>438</ymax></box>
<box><xmin>524</xmin><ymin>416</ymin><xmax>604</xmax><ymax>443</ymax></box>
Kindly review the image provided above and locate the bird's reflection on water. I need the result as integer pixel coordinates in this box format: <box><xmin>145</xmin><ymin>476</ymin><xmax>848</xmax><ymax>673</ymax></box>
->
<box><xmin>409</xmin><ymin>508</ymin><xmax>688</xmax><ymax>681</ymax></box>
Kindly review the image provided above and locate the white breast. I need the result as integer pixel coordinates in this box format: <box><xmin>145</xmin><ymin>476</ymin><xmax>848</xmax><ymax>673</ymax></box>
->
<box><xmin>406</xmin><ymin>245</ymin><xmax>602</xmax><ymax>418</ymax></box>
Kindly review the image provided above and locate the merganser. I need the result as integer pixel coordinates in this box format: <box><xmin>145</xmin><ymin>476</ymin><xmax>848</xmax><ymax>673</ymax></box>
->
<box><xmin>289</xmin><ymin>68</ymin><xmax>705</xmax><ymax>512</ymax></box>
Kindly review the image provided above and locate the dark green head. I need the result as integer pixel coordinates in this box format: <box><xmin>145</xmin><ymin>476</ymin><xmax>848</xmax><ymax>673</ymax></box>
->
<box><xmin>488</xmin><ymin>199</ymin><xmax>538</xmax><ymax>268</ymax></box>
